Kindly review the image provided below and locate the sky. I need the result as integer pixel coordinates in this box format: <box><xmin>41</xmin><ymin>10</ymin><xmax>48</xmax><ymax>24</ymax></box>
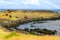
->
<box><xmin>0</xmin><ymin>0</ymin><xmax>60</xmax><ymax>9</ymax></box>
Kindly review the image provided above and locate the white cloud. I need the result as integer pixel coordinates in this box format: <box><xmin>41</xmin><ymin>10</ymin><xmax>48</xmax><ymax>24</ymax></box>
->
<box><xmin>22</xmin><ymin>0</ymin><xmax>40</xmax><ymax>5</ymax></box>
<box><xmin>44</xmin><ymin>0</ymin><xmax>60</xmax><ymax>9</ymax></box>
<box><xmin>0</xmin><ymin>0</ymin><xmax>17</xmax><ymax>4</ymax></box>
<box><xmin>0</xmin><ymin>0</ymin><xmax>4</xmax><ymax>3</ymax></box>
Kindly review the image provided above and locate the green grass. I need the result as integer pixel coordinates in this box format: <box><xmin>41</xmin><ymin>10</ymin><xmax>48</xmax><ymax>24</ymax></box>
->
<box><xmin>5</xmin><ymin>32</ymin><xmax>20</xmax><ymax>39</ymax></box>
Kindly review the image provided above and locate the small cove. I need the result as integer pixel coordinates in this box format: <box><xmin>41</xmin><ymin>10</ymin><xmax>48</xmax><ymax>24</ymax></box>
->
<box><xmin>18</xmin><ymin>20</ymin><xmax>60</xmax><ymax>35</ymax></box>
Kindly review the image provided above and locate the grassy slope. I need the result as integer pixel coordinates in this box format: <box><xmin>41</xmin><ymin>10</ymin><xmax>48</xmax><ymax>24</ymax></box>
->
<box><xmin>0</xmin><ymin>10</ymin><xmax>60</xmax><ymax>21</ymax></box>
<box><xmin>0</xmin><ymin>27</ymin><xmax>60</xmax><ymax>40</ymax></box>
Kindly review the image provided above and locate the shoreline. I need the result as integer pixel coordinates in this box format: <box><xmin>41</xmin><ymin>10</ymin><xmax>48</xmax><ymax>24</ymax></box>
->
<box><xmin>0</xmin><ymin>10</ymin><xmax>60</xmax><ymax>31</ymax></box>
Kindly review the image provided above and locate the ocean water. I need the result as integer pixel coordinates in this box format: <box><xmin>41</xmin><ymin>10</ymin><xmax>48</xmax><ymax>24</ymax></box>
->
<box><xmin>18</xmin><ymin>20</ymin><xmax>60</xmax><ymax>35</ymax></box>
<box><xmin>52</xmin><ymin>9</ymin><xmax>60</xmax><ymax>13</ymax></box>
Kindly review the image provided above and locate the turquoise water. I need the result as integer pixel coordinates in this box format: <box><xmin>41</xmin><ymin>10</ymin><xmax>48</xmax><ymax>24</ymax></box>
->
<box><xmin>18</xmin><ymin>20</ymin><xmax>60</xmax><ymax>35</ymax></box>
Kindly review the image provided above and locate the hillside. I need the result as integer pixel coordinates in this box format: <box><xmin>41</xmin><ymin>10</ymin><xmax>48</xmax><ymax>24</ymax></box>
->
<box><xmin>0</xmin><ymin>10</ymin><xmax>60</xmax><ymax>40</ymax></box>
<box><xmin>0</xmin><ymin>10</ymin><xmax>60</xmax><ymax>30</ymax></box>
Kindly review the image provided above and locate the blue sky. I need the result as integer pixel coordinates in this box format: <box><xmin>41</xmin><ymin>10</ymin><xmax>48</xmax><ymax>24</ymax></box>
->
<box><xmin>0</xmin><ymin>0</ymin><xmax>60</xmax><ymax>9</ymax></box>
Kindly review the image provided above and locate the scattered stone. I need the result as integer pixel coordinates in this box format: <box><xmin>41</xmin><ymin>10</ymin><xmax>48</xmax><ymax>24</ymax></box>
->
<box><xmin>5</xmin><ymin>14</ymin><xmax>8</xmax><ymax>16</ymax></box>
<box><xmin>9</xmin><ymin>15</ymin><xmax>12</xmax><ymax>18</ymax></box>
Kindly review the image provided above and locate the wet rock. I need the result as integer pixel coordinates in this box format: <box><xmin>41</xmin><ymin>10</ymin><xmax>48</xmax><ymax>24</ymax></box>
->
<box><xmin>24</xmin><ymin>28</ymin><xmax>29</xmax><ymax>32</ymax></box>
<box><xmin>28</xmin><ymin>28</ymin><xmax>57</xmax><ymax>35</ymax></box>
<box><xmin>38</xmin><ymin>28</ymin><xmax>57</xmax><ymax>35</ymax></box>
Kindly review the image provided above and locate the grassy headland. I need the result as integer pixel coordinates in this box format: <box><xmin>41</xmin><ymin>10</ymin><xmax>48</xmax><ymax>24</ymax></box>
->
<box><xmin>0</xmin><ymin>10</ymin><xmax>60</xmax><ymax>29</ymax></box>
<box><xmin>0</xmin><ymin>10</ymin><xmax>60</xmax><ymax>40</ymax></box>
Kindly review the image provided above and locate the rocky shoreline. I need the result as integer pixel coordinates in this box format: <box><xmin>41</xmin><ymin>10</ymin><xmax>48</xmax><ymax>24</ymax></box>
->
<box><xmin>0</xmin><ymin>16</ymin><xmax>60</xmax><ymax>31</ymax></box>
<box><xmin>0</xmin><ymin>10</ymin><xmax>60</xmax><ymax>35</ymax></box>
